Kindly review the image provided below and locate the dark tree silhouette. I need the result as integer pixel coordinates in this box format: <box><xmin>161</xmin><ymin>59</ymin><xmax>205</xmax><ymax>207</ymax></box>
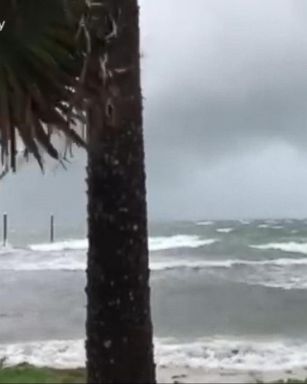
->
<box><xmin>85</xmin><ymin>1</ymin><xmax>156</xmax><ymax>383</ymax></box>
<box><xmin>0</xmin><ymin>2</ymin><xmax>156</xmax><ymax>382</ymax></box>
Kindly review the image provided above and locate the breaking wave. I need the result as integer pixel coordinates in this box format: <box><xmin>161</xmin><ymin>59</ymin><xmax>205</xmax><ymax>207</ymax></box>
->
<box><xmin>1</xmin><ymin>251</ymin><xmax>307</xmax><ymax>273</ymax></box>
<box><xmin>1</xmin><ymin>338</ymin><xmax>307</xmax><ymax>371</ymax></box>
<box><xmin>151</xmin><ymin>257</ymin><xmax>307</xmax><ymax>271</ymax></box>
<box><xmin>251</xmin><ymin>242</ymin><xmax>307</xmax><ymax>255</ymax></box>
<box><xmin>30</xmin><ymin>240</ymin><xmax>87</xmax><ymax>252</ymax></box>
<box><xmin>29</xmin><ymin>235</ymin><xmax>218</xmax><ymax>253</ymax></box>
<box><xmin>149</xmin><ymin>235</ymin><xmax>218</xmax><ymax>251</ymax></box>
<box><xmin>216</xmin><ymin>228</ymin><xmax>233</xmax><ymax>233</ymax></box>
<box><xmin>196</xmin><ymin>221</ymin><xmax>213</xmax><ymax>226</ymax></box>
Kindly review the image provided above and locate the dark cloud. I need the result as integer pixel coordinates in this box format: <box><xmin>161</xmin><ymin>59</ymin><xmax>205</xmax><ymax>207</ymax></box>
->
<box><xmin>1</xmin><ymin>0</ymin><xmax>307</xmax><ymax>224</ymax></box>
<box><xmin>141</xmin><ymin>0</ymin><xmax>307</xmax><ymax>153</ymax></box>
<box><xmin>139</xmin><ymin>0</ymin><xmax>307</xmax><ymax>219</ymax></box>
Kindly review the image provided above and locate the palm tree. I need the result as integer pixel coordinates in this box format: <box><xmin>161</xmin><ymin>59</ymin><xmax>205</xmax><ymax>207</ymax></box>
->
<box><xmin>83</xmin><ymin>1</ymin><xmax>156</xmax><ymax>382</ymax></box>
<box><xmin>0</xmin><ymin>1</ymin><xmax>156</xmax><ymax>382</ymax></box>
<box><xmin>0</xmin><ymin>0</ymin><xmax>85</xmax><ymax>172</ymax></box>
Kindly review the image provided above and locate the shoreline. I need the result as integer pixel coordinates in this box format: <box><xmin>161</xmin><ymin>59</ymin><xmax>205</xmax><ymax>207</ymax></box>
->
<box><xmin>1</xmin><ymin>364</ymin><xmax>307</xmax><ymax>383</ymax></box>
<box><xmin>158</xmin><ymin>366</ymin><xmax>307</xmax><ymax>383</ymax></box>
<box><xmin>1</xmin><ymin>338</ymin><xmax>307</xmax><ymax>383</ymax></box>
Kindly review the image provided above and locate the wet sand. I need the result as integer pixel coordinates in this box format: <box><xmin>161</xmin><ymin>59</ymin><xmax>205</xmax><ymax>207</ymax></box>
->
<box><xmin>158</xmin><ymin>365</ymin><xmax>307</xmax><ymax>383</ymax></box>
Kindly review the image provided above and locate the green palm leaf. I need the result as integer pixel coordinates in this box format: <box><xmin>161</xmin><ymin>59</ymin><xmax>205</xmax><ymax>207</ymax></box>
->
<box><xmin>0</xmin><ymin>0</ymin><xmax>85</xmax><ymax>172</ymax></box>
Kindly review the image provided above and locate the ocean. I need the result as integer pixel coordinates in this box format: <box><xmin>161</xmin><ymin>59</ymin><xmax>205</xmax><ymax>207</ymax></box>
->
<box><xmin>1</xmin><ymin>219</ymin><xmax>307</xmax><ymax>371</ymax></box>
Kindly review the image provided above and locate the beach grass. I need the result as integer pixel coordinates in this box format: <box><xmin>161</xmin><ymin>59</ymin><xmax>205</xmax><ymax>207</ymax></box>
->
<box><xmin>0</xmin><ymin>364</ymin><xmax>85</xmax><ymax>383</ymax></box>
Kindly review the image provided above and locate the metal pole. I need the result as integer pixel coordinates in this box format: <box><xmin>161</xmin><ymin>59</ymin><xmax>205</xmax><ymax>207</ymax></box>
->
<box><xmin>3</xmin><ymin>213</ymin><xmax>7</xmax><ymax>247</ymax></box>
<box><xmin>50</xmin><ymin>214</ymin><xmax>54</xmax><ymax>243</ymax></box>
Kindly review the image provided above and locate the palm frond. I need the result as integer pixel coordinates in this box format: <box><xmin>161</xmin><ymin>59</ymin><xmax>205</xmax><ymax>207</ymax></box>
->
<box><xmin>0</xmin><ymin>0</ymin><xmax>86</xmax><ymax>172</ymax></box>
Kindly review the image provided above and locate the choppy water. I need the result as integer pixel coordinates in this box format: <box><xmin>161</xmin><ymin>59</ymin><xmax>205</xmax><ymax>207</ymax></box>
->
<box><xmin>1</xmin><ymin>219</ymin><xmax>307</xmax><ymax>370</ymax></box>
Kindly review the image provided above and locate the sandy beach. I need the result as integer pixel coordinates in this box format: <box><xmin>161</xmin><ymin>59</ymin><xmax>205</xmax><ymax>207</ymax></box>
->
<box><xmin>158</xmin><ymin>366</ymin><xmax>307</xmax><ymax>383</ymax></box>
<box><xmin>1</xmin><ymin>338</ymin><xmax>307</xmax><ymax>383</ymax></box>
<box><xmin>2</xmin><ymin>363</ymin><xmax>307</xmax><ymax>384</ymax></box>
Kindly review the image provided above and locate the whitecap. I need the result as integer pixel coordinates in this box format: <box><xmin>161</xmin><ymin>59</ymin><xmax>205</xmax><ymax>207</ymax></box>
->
<box><xmin>196</xmin><ymin>221</ymin><xmax>213</xmax><ymax>226</ymax></box>
<box><xmin>29</xmin><ymin>235</ymin><xmax>218</xmax><ymax>253</ymax></box>
<box><xmin>216</xmin><ymin>228</ymin><xmax>233</xmax><ymax>233</ymax></box>
<box><xmin>2</xmin><ymin>338</ymin><xmax>307</xmax><ymax>372</ymax></box>
<box><xmin>149</xmin><ymin>235</ymin><xmax>218</xmax><ymax>251</ymax></box>
<box><xmin>250</xmin><ymin>242</ymin><xmax>307</xmax><ymax>255</ymax></box>
<box><xmin>30</xmin><ymin>240</ymin><xmax>88</xmax><ymax>252</ymax></box>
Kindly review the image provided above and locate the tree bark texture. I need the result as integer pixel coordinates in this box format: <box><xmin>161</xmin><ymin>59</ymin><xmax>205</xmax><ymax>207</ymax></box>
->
<box><xmin>86</xmin><ymin>1</ymin><xmax>156</xmax><ymax>383</ymax></box>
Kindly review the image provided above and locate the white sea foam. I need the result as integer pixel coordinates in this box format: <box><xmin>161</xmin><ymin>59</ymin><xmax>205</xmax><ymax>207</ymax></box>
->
<box><xmin>0</xmin><ymin>235</ymin><xmax>218</xmax><ymax>272</ymax></box>
<box><xmin>30</xmin><ymin>240</ymin><xmax>88</xmax><ymax>252</ymax></box>
<box><xmin>0</xmin><ymin>340</ymin><xmax>85</xmax><ymax>368</ymax></box>
<box><xmin>150</xmin><ymin>259</ymin><xmax>236</xmax><ymax>271</ymax></box>
<box><xmin>216</xmin><ymin>228</ymin><xmax>233</xmax><ymax>233</ymax></box>
<box><xmin>157</xmin><ymin>338</ymin><xmax>307</xmax><ymax>370</ymax></box>
<box><xmin>0</xmin><ymin>243</ymin><xmax>15</xmax><ymax>253</ymax></box>
<box><xmin>0</xmin><ymin>250</ymin><xmax>86</xmax><ymax>271</ymax></box>
<box><xmin>149</xmin><ymin>235</ymin><xmax>218</xmax><ymax>251</ymax></box>
<box><xmin>29</xmin><ymin>235</ymin><xmax>218</xmax><ymax>253</ymax></box>
<box><xmin>251</xmin><ymin>242</ymin><xmax>307</xmax><ymax>255</ymax></box>
<box><xmin>157</xmin><ymin>259</ymin><xmax>307</xmax><ymax>289</ymax></box>
<box><xmin>1</xmin><ymin>248</ymin><xmax>307</xmax><ymax>272</ymax></box>
<box><xmin>0</xmin><ymin>254</ymin><xmax>230</xmax><ymax>272</ymax></box>
<box><xmin>245</xmin><ymin>277</ymin><xmax>307</xmax><ymax>290</ymax></box>
<box><xmin>258</xmin><ymin>225</ymin><xmax>284</xmax><ymax>229</ymax></box>
<box><xmin>1</xmin><ymin>338</ymin><xmax>307</xmax><ymax>371</ymax></box>
<box><xmin>196</xmin><ymin>221</ymin><xmax>213</xmax><ymax>226</ymax></box>
<box><xmin>152</xmin><ymin>257</ymin><xmax>307</xmax><ymax>271</ymax></box>
<box><xmin>1</xmin><ymin>237</ymin><xmax>307</xmax><ymax>275</ymax></box>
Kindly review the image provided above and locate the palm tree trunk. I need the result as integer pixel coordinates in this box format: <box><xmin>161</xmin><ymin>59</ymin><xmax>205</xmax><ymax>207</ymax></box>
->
<box><xmin>85</xmin><ymin>1</ymin><xmax>156</xmax><ymax>383</ymax></box>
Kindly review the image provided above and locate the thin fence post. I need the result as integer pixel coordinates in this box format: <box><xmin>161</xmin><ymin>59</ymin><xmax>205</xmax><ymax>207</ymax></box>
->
<box><xmin>50</xmin><ymin>214</ymin><xmax>54</xmax><ymax>243</ymax></box>
<box><xmin>3</xmin><ymin>213</ymin><xmax>7</xmax><ymax>247</ymax></box>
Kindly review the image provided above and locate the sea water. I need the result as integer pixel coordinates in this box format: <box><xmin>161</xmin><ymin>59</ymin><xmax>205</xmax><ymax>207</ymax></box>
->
<box><xmin>1</xmin><ymin>219</ymin><xmax>307</xmax><ymax>371</ymax></box>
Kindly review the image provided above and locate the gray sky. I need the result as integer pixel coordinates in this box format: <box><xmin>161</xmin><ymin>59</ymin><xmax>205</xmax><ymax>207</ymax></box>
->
<box><xmin>141</xmin><ymin>0</ymin><xmax>307</xmax><ymax>220</ymax></box>
<box><xmin>1</xmin><ymin>0</ymin><xmax>307</xmax><ymax>226</ymax></box>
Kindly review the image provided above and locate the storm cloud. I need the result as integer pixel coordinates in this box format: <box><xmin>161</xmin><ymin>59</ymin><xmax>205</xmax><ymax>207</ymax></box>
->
<box><xmin>1</xmin><ymin>0</ymin><xmax>307</xmax><ymax>226</ymax></box>
<box><xmin>140</xmin><ymin>0</ymin><xmax>307</xmax><ymax>219</ymax></box>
